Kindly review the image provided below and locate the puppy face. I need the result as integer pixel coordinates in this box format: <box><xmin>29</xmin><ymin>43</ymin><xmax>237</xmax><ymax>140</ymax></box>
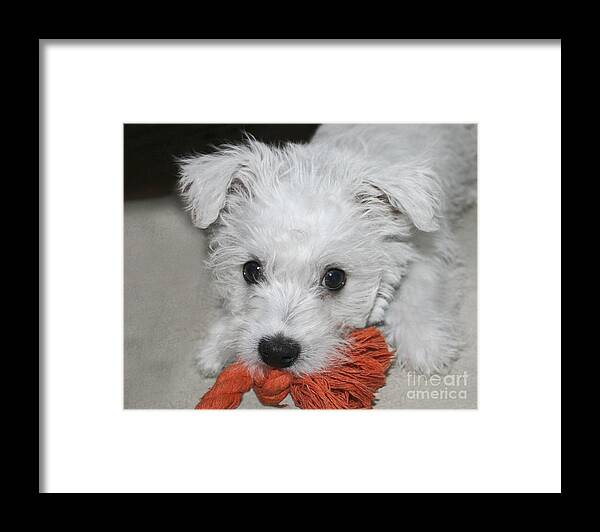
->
<box><xmin>179</xmin><ymin>139</ymin><xmax>440</xmax><ymax>374</ymax></box>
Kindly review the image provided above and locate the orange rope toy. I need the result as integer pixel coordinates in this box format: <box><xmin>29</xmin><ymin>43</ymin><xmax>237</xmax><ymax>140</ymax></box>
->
<box><xmin>196</xmin><ymin>327</ymin><xmax>394</xmax><ymax>409</ymax></box>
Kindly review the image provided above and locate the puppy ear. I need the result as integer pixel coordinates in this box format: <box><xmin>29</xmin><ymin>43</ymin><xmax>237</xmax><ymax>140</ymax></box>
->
<box><xmin>177</xmin><ymin>146</ymin><xmax>253</xmax><ymax>229</ymax></box>
<box><xmin>362</xmin><ymin>162</ymin><xmax>443</xmax><ymax>232</ymax></box>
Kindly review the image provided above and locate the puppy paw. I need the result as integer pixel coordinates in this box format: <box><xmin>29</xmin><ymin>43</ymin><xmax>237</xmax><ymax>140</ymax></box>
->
<box><xmin>388</xmin><ymin>324</ymin><xmax>461</xmax><ymax>375</ymax></box>
<box><xmin>196</xmin><ymin>358</ymin><xmax>224</xmax><ymax>377</ymax></box>
<box><xmin>401</xmin><ymin>345</ymin><xmax>458</xmax><ymax>375</ymax></box>
<box><xmin>194</xmin><ymin>345</ymin><xmax>226</xmax><ymax>377</ymax></box>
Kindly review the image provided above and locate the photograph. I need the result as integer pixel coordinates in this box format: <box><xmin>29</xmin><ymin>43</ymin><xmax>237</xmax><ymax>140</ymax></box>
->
<box><xmin>124</xmin><ymin>123</ymin><xmax>478</xmax><ymax>409</ymax></box>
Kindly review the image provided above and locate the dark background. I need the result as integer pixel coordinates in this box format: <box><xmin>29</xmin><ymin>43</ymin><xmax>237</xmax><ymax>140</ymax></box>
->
<box><xmin>124</xmin><ymin>124</ymin><xmax>320</xmax><ymax>200</ymax></box>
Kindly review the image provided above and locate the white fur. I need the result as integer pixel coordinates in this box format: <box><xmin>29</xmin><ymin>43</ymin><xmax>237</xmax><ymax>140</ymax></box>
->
<box><xmin>178</xmin><ymin>124</ymin><xmax>476</xmax><ymax>376</ymax></box>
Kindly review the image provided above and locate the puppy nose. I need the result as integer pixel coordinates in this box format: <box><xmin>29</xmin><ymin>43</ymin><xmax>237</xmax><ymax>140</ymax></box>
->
<box><xmin>258</xmin><ymin>334</ymin><xmax>301</xmax><ymax>369</ymax></box>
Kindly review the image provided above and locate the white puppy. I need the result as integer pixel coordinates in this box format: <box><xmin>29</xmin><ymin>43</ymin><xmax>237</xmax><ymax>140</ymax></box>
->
<box><xmin>178</xmin><ymin>124</ymin><xmax>476</xmax><ymax>377</ymax></box>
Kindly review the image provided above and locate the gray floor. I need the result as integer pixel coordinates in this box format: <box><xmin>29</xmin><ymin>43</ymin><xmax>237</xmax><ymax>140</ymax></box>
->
<box><xmin>124</xmin><ymin>195</ymin><xmax>477</xmax><ymax>409</ymax></box>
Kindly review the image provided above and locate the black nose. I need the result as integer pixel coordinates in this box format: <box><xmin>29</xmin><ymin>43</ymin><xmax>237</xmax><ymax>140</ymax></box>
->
<box><xmin>258</xmin><ymin>334</ymin><xmax>301</xmax><ymax>369</ymax></box>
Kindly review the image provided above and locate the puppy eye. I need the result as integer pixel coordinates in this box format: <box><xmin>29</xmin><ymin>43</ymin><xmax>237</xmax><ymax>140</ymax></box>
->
<box><xmin>242</xmin><ymin>260</ymin><xmax>264</xmax><ymax>285</ymax></box>
<box><xmin>321</xmin><ymin>268</ymin><xmax>346</xmax><ymax>291</ymax></box>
